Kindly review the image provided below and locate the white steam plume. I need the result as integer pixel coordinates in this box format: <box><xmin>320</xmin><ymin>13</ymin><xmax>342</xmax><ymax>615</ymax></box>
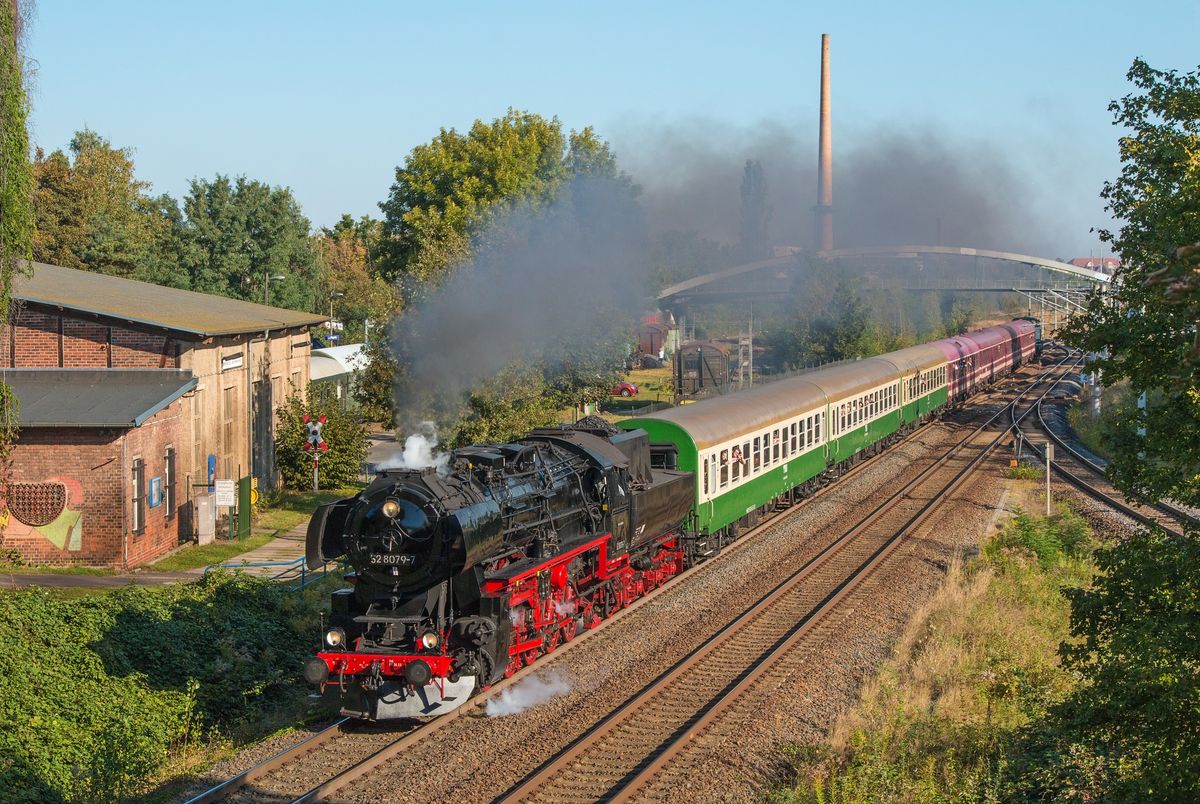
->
<box><xmin>485</xmin><ymin>670</ymin><xmax>572</xmax><ymax>717</ymax></box>
<box><xmin>377</xmin><ymin>421</ymin><xmax>450</xmax><ymax>473</ymax></box>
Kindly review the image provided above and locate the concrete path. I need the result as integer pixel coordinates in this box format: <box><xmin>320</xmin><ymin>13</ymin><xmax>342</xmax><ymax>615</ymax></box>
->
<box><xmin>211</xmin><ymin>520</ymin><xmax>309</xmax><ymax>578</ymax></box>
<box><xmin>0</xmin><ymin>518</ymin><xmax>318</xmax><ymax>588</ymax></box>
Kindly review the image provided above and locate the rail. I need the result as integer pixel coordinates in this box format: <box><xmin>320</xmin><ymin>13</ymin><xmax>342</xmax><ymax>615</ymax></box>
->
<box><xmin>1012</xmin><ymin>368</ymin><xmax>1196</xmax><ymax>537</ymax></box>
<box><xmin>497</xmin><ymin>356</ymin><xmax>1074</xmax><ymax>801</ymax></box>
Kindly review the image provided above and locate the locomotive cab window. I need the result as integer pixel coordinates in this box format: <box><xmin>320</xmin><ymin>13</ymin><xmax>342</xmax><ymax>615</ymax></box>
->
<box><xmin>650</xmin><ymin>443</ymin><xmax>679</xmax><ymax>470</ymax></box>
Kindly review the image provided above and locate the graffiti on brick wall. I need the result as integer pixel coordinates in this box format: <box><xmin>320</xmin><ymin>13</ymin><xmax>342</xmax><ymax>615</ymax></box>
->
<box><xmin>3</xmin><ymin>477</ymin><xmax>84</xmax><ymax>551</ymax></box>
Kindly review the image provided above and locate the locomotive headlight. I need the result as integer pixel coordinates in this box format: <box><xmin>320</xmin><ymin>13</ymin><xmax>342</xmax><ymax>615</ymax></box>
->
<box><xmin>324</xmin><ymin>627</ymin><xmax>346</xmax><ymax>649</ymax></box>
<box><xmin>419</xmin><ymin>630</ymin><xmax>440</xmax><ymax>650</ymax></box>
<box><xmin>381</xmin><ymin>498</ymin><xmax>402</xmax><ymax>519</ymax></box>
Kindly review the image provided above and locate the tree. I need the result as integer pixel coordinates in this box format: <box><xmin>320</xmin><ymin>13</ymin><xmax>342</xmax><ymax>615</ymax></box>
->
<box><xmin>374</xmin><ymin>113</ymin><xmax>637</xmax><ymax>435</ymax></box>
<box><xmin>1064</xmin><ymin>59</ymin><xmax>1200</xmax><ymax>506</ymax></box>
<box><xmin>31</xmin><ymin>130</ymin><xmax>167</xmax><ymax>280</ymax></box>
<box><xmin>738</xmin><ymin>159</ymin><xmax>771</xmax><ymax>262</ymax></box>
<box><xmin>180</xmin><ymin>175</ymin><xmax>322</xmax><ymax>311</ymax></box>
<box><xmin>378</xmin><ymin>109</ymin><xmax>621</xmax><ymax>296</ymax></box>
<box><xmin>273</xmin><ymin>388</ymin><xmax>368</xmax><ymax>489</ymax></box>
<box><xmin>315</xmin><ymin>214</ymin><xmax>396</xmax><ymax>343</ymax></box>
<box><xmin>1042</xmin><ymin>59</ymin><xmax>1200</xmax><ymax>801</ymax></box>
<box><xmin>0</xmin><ymin>0</ymin><xmax>30</xmax><ymax>519</ymax></box>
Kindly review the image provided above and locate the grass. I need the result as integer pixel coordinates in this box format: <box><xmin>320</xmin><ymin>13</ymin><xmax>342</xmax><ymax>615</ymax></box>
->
<box><xmin>626</xmin><ymin>366</ymin><xmax>673</xmax><ymax>404</ymax></box>
<box><xmin>149</xmin><ymin>485</ymin><xmax>364</xmax><ymax>572</ymax></box>
<box><xmin>1065</xmin><ymin>380</ymin><xmax>1128</xmax><ymax>460</ymax></box>
<box><xmin>1004</xmin><ymin>463</ymin><xmax>1045</xmax><ymax>481</ymax></box>
<box><xmin>0</xmin><ymin>562</ymin><xmax>117</xmax><ymax>576</ymax></box>
<box><xmin>772</xmin><ymin>487</ymin><xmax>1096</xmax><ymax>803</ymax></box>
<box><xmin>150</xmin><ymin>532</ymin><xmax>279</xmax><ymax>571</ymax></box>
<box><xmin>254</xmin><ymin>486</ymin><xmax>363</xmax><ymax>532</ymax></box>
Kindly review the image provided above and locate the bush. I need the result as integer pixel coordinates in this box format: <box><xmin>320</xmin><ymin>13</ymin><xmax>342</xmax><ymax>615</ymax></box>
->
<box><xmin>985</xmin><ymin>505</ymin><xmax>1091</xmax><ymax>569</ymax></box>
<box><xmin>274</xmin><ymin>386</ymin><xmax>368</xmax><ymax>489</ymax></box>
<box><xmin>0</xmin><ymin>573</ymin><xmax>328</xmax><ymax>801</ymax></box>
<box><xmin>1009</xmin><ymin>528</ymin><xmax>1200</xmax><ymax>801</ymax></box>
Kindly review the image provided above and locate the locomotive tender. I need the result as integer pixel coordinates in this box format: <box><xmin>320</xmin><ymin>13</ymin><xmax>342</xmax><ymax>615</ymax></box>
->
<box><xmin>304</xmin><ymin>319</ymin><xmax>1037</xmax><ymax>720</ymax></box>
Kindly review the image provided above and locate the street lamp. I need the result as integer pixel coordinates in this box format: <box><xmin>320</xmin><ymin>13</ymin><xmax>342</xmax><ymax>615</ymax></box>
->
<box><xmin>264</xmin><ymin>273</ymin><xmax>286</xmax><ymax>305</ymax></box>
<box><xmin>328</xmin><ymin>290</ymin><xmax>344</xmax><ymax>319</ymax></box>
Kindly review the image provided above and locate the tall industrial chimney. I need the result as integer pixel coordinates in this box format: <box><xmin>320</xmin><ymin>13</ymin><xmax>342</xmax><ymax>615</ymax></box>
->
<box><xmin>815</xmin><ymin>33</ymin><xmax>833</xmax><ymax>252</ymax></box>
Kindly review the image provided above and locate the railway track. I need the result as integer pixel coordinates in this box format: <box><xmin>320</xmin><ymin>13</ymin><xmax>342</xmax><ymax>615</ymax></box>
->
<box><xmin>184</xmin><ymin>404</ymin><xmax>950</xmax><ymax>804</ymax></box>
<box><xmin>1014</xmin><ymin>350</ymin><xmax>1197</xmax><ymax>537</ymax></box>
<box><xmin>186</xmin><ymin>363</ymin><xmax>1061</xmax><ymax>804</ymax></box>
<box><xmin>494</xmin><ymin>358</ymin><xmax>1071</xmax><ymax>803</ymax></box>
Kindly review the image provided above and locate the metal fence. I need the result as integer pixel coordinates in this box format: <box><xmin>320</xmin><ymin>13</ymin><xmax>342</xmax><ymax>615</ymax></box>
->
<box><xmin>203</xmin><ymin>556</ymin><xmax>335</xmax><ymax>591</ymax></box>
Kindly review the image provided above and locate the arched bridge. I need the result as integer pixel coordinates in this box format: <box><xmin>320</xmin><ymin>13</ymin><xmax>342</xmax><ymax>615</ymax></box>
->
<box><xmin>657</xmin><ymin>245</ymin><xmax>1112</xmax><ymax>324</ymax></box>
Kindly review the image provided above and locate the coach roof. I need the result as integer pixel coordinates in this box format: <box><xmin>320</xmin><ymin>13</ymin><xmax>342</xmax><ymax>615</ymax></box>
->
<box><xmin>631</xmin><ymin>357</ymin><xmax>901</xmax><ymax>450</ymax></box>
<box><xmin>14</xmin><ymin>262</ymin><xmax>327</xmax><ymax>337</ymax></box>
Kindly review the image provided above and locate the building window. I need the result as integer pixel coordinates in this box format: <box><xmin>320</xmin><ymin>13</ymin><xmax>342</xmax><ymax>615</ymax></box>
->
<box><xmin>164</xmin><ymin>447</ymin><xmax>176</xmax><ymax>521</ymax></box>
<box><xmin>192</xmin><ymin>393</ymin><xmax>204</xmax><ymax>485</ymax></box>
<box><xmin>132</xmin><ymin>458</ymin><xmax>145</xmax><ymax>535</ymax></box>
<box><xmin>223</xmin><ymin>385</ymin><xmax>237</xmax><ymax>473</ymax></box>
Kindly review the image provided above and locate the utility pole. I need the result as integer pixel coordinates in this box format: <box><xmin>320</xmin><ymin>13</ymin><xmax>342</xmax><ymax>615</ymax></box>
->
<box><xmin>1045</xmin><ymin>442</ymin><xmax>1054</xmax><ymax>517</ymax></box>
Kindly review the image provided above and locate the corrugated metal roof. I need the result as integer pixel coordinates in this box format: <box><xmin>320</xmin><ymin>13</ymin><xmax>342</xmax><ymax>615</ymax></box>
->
<box><xmin>6</xmin><ymin>369</ymin><xmax>197</xmax><ymax>428</ymax></box>
<box><xmin>14</xmin><ymin>261</ymin><xmax>327</xmax><ymax>337</ymax></box>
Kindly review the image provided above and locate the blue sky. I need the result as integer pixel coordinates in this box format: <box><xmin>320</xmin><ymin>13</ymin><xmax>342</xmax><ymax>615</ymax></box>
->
<box><xmin>23</xmin><ymin>1</ymin><xmax>1199</xmax><ymax>257</ymax></box>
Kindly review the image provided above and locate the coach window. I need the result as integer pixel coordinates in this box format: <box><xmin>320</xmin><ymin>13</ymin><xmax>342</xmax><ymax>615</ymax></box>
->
<box><xmin>773</xmin><ymin>429</ymin><xmax>781</xmax><ymax>461</ymax></box>
<box><xmin>753</xmin><ymin>436</ymin><xmax>761</xmax><ymax>470</ymax></box>
<box><xmin>720</xmin><ymin>450</ymin><xmax>729</xmax><ymax>487</ymax></box>
<box><xmin>703</xmin><ymin>457</ymin><xmax>710</xmax><ymax>496</ymax></box>
<box><xmin>791</xmin><ymin>422</ymin><xmax>798</xmax><ymax>453</ymax></box>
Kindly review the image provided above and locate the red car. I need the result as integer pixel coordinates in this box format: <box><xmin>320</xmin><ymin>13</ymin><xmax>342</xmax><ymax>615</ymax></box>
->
<box><xmin>611</xmin><ymin>381</ymin><xmax>639</xmax><ymax>397</ymax></box>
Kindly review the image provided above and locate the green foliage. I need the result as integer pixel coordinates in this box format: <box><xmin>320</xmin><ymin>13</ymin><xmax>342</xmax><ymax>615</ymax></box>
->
<box><xmin>274</xmin><ymin>386</ymin><xmax>368</xmax><ymax>489</ymax></box>
<box><xmin>778</xmin><ymin>509</ymin><xmax>1094</xmax><ymax>804</ymax></box>
<box><xmin>180</xmin><ymin>174</ymin><xmax>323</xmax><ymax>311</ymax></box>
<box><xmin>1004</xmin><ymin>463</ymin><xmax>1044</xmax><ymax>481</ymax></box>
<box><xmin>0</xmin><ymin>573</ymin><xmax>324</xmax><ymax>800</ymax></box>
<box><xmin>316</xmin><ymin>214</ymin><xmax>396</xmax><ymax>344</ymax></box>
<box><xmin>0</xmin><ymin>0</ymin><xmax>28</xmax><ymax>505</ymax></box>
<box><xmin>29</xmin><ymin>128</ymin><xmax>328</xmax><ymax>315</ymax></box>
<box><xmin>1009</xmin><ymin>529</ymin><xmax>1200</xmax><ymax>801</ymax></box>
<box><xmin>447</xmin><ymin>365</ymin><xmax>562</xmax><ymax>446</ymax></box>
<box><xmin>1042</xmin><ymin>61</ymin><xmax>1200</xmax><ymax>801</ymax></box>
<box><xmin>352</xmin><ymin>334</ymin><xmax>397</xmax><ymax>425</ymax></box>
<box><xmin>985</xmin><ymin>506</ymin><xmax>1091</xmax><ymax>569</ymax></box>
<box><xmin>31</xmin><ymin>130</ymin><xmax>169</xmax><ymax>281</ymax></box>
<box><xmin>1063</xmin><ymin>59</ymin><xmax>1200</xmax><ymax>507</ymax></box>
<box><xmin>378</xmin><ymin>109</ymin><xmax>623</xmax><ymax>295</ymax></box>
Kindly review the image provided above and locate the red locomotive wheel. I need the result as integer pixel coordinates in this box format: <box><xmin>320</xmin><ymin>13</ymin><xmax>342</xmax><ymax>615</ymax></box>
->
<box><xmin>561</xmin><ymin>617</ymin><xmax>578</xmax><ymax>642</ymax></box>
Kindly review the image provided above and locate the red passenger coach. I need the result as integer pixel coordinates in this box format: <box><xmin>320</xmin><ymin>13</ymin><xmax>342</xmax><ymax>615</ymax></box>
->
<box><xmin>933</xmin><ymin>319</ymin><xmax>1038</xmax><ymax>403</ymax></box>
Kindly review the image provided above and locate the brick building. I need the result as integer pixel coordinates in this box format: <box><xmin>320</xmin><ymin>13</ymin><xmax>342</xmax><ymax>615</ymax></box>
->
<box><xmin>1</xmin><ymin>262</ymin><xmax>325</xmax><ymax>567</ymax></box>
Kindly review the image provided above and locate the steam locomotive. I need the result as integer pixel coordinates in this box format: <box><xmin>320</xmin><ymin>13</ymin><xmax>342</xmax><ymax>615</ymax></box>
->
<box><xmin>304</xmin><ymin>424</ymin><xmax>693</xmax><ymax>719</ymax></box>
<box><xmin>305</xmin><ymin>319</ymin><xmax>1039</xmax><ymax>720</ymax></box>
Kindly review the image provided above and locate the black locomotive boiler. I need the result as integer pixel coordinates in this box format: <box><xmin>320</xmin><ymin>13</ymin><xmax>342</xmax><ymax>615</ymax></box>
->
<box><xmin>304</xmin><ymin>423</ymin><xmax>693</xmax><ymax>719</ymax></box>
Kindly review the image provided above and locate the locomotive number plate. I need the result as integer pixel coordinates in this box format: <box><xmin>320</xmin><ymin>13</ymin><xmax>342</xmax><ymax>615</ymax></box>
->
<box><xmin>369</xmin><ymin>554</ymin><xmax>416</xmax><ymax>566</ymax></box>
